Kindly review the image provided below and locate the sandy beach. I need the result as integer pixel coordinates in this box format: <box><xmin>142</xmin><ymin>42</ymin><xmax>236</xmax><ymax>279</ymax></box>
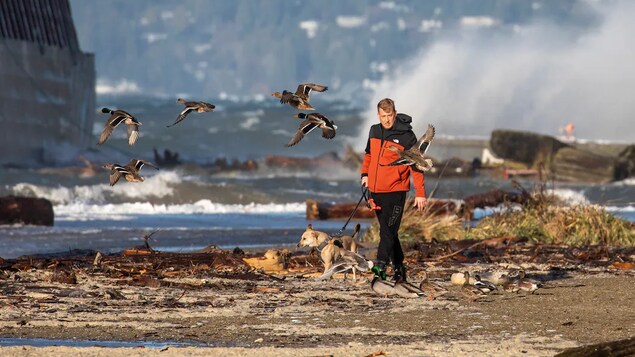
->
<box><xmin>1</xmin><ymin>245</ymin><xmax>634</xmax><ymax>356</ymax></box>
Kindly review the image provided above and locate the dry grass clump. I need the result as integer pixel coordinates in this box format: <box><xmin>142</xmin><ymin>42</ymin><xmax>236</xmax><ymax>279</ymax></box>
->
<box><xmin>362</xmin><ymin>198</ymin><xmax>465</xmax><ymax>244</ymax></box>
<box><xmin>362</xmin><ymin>179</ymin><xmax>635</xmax><ymax>247</ymax></box>
<box><xmin>468</xmin><ymin>204</ymin><xmax>635</xmax><ymax>246</ymax></box>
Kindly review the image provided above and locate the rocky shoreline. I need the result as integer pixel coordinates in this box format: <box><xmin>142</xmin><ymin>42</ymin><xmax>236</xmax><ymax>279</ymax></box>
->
<box><xmin>1</xmin><ymin>242</ymin><xmax>633</xmax><ymax>356</ymax></box>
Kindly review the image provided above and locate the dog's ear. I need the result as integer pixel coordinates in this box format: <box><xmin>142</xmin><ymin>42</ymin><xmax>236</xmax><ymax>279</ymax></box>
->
<box><xmin>311</xmin><ymin>231</ymin><xmax>319</xmax><ymax>239</ymax></box>
<box><xmin>307</xmin><ymin>224</ymin><xmax>313</xmax><ymax>230</ymax></box>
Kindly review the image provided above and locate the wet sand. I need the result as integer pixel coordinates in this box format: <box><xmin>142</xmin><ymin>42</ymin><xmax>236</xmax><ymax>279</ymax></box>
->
<box><xmin>1</xmin><ymin>249</ymin><xmax>634</xmax><ymax>356</ymax></box>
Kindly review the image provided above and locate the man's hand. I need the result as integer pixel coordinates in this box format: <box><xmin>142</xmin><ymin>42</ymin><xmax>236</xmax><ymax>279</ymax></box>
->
<box><xmin>413</xmin><ymin>196</ymin><xmax>427</xmax><ymax>211</ymax></box>
<box><xmin>361</xmin><ymin>176</ymin><xmax>368</xmax><ymax>188</ymax></box>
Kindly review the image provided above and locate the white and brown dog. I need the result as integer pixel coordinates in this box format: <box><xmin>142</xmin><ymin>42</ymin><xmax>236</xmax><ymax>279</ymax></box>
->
<box><xmin>297</xmin><ymin>223</ymin><xmax>362</xmax><ymax>279</ymax></box>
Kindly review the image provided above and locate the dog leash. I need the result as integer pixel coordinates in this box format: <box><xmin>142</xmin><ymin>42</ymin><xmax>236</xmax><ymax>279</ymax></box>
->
<box><xmin>333</xmin><ymin>186</ymin><xmax>381</xmax><ymax>237</ymax></box>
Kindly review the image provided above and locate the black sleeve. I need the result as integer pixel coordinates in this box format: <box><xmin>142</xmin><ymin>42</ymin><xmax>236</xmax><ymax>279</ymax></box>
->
<box><xmin>364</xmin><ymin>127</ymin><xmax>372</xmax><ymax>154</ymax></box>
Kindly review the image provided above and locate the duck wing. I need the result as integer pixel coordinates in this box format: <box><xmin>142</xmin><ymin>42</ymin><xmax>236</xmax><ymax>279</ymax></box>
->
<box><xmin>127</xmin><ymin>159</ymin><xmax>158</xmax><ymax>172</ymax></box>
<box><xmin>315</xmin><ymin>255</ymin><xmax>356</xmax><ymax>281</ymax></box>
<box><xmin>167</xmin><ymin>107</ymin><xmax>196</xmax><ymax>127</ymax></box>
<box><xmin>98</xmin><ymin>115</ymin><xmax>126</xmax><ymax>145</ymax></box>
<box><xmin>109</xmin><ymin>165</ymin><xmax>129</xmax><ymax>186</ymax></box>
<box><xmin>286</xmin><ymin>119</ymin><xmax>318</xmax><ymax>147</ymax></box>
<box><xmin>127</xmin><ymin>123</ymin><xmax>140</xmax><ymax>146</ymax></box>
<box><xmin>279</xmin><ymin>90</ymin><xmax>296</xmax><ymax>104</ymax></box>
<box><xmin>296</xmin><ymin>83</ymin><xmax>328</xmax><ymax>98</ymax></box>
<box><xmin>417</xmin><ymin>124</ymin><xmax>435</xmax><ymax>154</ymax></box>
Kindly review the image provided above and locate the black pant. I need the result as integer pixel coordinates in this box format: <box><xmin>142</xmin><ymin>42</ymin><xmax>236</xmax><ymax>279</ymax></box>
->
<box><xmin>371</xmin><ymin>191</ymin><xmax>406</xmax><ymax>268</ymax></box>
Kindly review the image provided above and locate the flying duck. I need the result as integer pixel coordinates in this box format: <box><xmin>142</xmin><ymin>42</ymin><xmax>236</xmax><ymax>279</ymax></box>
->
<box><xmin>167</xmin><ymin>98</ymin><xmax>216</xmax><ymax>127</ymax></box>
<box><xmin>271</xmin><ymin>83</ymin><xmax>328</xmax><ymax>110</ymax></box>
<box><xmin>384</xmin><ymin>124</ymin><xmax>435</xmax><ymax>171</ymax></box>
<box><xmin>102</xmin><ymin>159</ymin><xmax>158</xmax><ymax>186</ymax></box>
<box><xmin>286</xmin><ymin>113</ymin><xmax>337</xmax><ymax>147</ymax></box>
<box><xmin>98</xmin><ymin>108</ymin><xmax>142</xmax><ymax>146</ymax></box>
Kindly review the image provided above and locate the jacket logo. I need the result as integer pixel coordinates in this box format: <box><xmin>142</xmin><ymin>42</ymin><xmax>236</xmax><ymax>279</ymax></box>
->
<box><xmin>392</xmin><ymin>139</ymin><xmax>399</xmax><ymax>143</ymax></box>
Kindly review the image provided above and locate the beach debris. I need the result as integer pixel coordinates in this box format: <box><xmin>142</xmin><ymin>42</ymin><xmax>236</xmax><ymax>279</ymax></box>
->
<box><xmin>93</xmin><ymin>251</ymin><xmax>103</xmax><ymax>267</ymax></box>
<box><xmin>306</xmin><ymin>199</ymin><xmax>374</xmax><ymax>220</ymax></box>
<box><xmin>243</xmin><ymin>249</ymin><xmax>290</xmax><ymax>272</ymax></box>
<box><xmin>167</xmin><ymin>98</ymin><xmax>215</xmax><ymax>127</ymax></box>
<box><xmin>48</xmin><ymin>270</ymin><xmax>77</xmax><ymax>284</ymax></box>
<box><xmin>98</xmin><ymin>107</ymin><xmax>142</xmax><ymax>146</ymax></box>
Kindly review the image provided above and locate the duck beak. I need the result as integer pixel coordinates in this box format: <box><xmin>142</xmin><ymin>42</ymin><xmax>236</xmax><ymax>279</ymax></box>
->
<box><xmin>292</xmin><ymin>114</ymin><xmax>300</xmax><ymax>118</ymax></box>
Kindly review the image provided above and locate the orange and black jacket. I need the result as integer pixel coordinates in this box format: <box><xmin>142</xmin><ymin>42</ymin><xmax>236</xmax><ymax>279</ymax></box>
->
<box><xmin>361</xmin><ymin>113</ymin><xmax>425</xmax><ymax>197</ymax></box>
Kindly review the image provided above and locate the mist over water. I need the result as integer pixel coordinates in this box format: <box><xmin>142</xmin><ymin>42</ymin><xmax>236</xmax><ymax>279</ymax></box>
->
<box><xmin>363</xmin><ymin>0</ymin><xmax>635</xmax><ymax>143</ymax></box>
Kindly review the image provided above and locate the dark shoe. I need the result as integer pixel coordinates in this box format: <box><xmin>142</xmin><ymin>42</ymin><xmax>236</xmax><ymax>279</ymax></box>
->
<box><xmin>371</xmin><ymin>265</ymin><xmax>387</xmax><ymax>280</ymax></box>
<box><xmin>393</xmin><ymin>265</ymin><xmax>407</xmax><ymax>282</ymax></box>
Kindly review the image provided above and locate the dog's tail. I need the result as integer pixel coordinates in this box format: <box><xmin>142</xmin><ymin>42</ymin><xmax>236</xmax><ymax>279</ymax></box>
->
<box><xmin>350</xmin><ymin>223</ymin><xmax>368</xmax><ymax>251</ymax></box>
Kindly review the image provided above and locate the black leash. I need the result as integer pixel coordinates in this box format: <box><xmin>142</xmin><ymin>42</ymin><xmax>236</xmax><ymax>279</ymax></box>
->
<box><xmin>333</xmin><ymin>186</ymin><xmax>370</xmax><ymax>237</ymax></box>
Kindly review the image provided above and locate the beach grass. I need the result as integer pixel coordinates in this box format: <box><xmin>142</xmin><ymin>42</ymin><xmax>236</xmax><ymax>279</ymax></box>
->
<box><xmin>363</xmin><ymin>188</ymin><xmax>635</xmax><ymax>247</ymax></box>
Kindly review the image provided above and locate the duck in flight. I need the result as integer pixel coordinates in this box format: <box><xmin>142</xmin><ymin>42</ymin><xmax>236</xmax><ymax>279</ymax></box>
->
<box><xmin>167</xmin><ymin>98</ymin><xmax>216</xmax><ymax>127</ymax></box>
<box><xmin>98</xmin><ymin>108</ymin><xmax>142</xmax><ymax>146</ymax></box>
<box><xmin>286</xmin><ymin>113</ymin><xmax>337</xmax><ymax>147</ymax></box>
<box><xmin>384</xmin><ymin>124</ymin><xmax>435</xmax><ymax>171</ymax></box>
<box><xmin>271</xmin><ymin>83</ymin><xmax>328</xmax><ymax>110</ymax></box>
<box><xmin>102</xmin><ymin>159</ymin><xmax>158</xmax><ymax>186</ymax></box>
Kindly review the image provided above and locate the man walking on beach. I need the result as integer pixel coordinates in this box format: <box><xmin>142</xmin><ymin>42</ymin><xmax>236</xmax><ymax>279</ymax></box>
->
<box><xmin>361</xmin><ymin>98</ymin><xmax>427</xmax><ymax>281</ymax></box>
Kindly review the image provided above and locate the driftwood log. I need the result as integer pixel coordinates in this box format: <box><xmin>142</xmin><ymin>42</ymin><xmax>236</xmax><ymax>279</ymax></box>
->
<box><xmin>307</xmin><ymin>189</ymin><xmax>529</xmax><ymax>220</ymax></box>
<box><xmin>306</xmin><ymin>199</ymin><xmax>374</xmax><ymax>220</ymax></box>
<box><xmin>265</xmin><ymin>152</ymin><xmax>341</xmax><ymax>169</ymax></box>
<box><xmin>0</xmin><ymin>195</ymin><xmax>54</xmax><ymax>226</ymax></box>
<box><xmin>461</xmin><ymin>189</ymin><xmax>531</xmax><ymax>219</ymax></box>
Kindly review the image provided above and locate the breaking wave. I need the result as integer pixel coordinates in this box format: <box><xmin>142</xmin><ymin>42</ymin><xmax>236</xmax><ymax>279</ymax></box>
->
<box><xmin>54</xmin><ymin>201</ymin><xmax>305</xmax><ymax>221</ymax></box>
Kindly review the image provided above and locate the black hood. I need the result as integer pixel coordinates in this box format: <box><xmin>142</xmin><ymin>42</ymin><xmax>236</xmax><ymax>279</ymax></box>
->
<box><xmin>389</xmin><ymin>113</ymin><xmax>412</xmax><ymax>132</ymax></box>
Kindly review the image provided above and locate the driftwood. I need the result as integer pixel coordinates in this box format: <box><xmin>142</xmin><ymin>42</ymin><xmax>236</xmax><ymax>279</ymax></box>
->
<box><xmin>461</xmin><ymin>189</ymin><xmax>531</xmax><ymax>219</ymax></box>
<box><xmin>306</xmin><ymin>199</ymin><xmax>374</xmax><ymax>220</ymax></box>
<box><xmin>307</xmin><ymin>189</ymin><xmax>529</xmax><ymax>220</ymax></box>
<box><xmin>555</xmin><ymin>336</ymin><xmax>635</xmax><ymax>357</ymax></box>
<box><xmin>0</xmin><ymin>195</ymin><xmax>54</xmax><ymax>226</ymax></box>
<box><xmin>265</xmin><ymin>152</ymin><xmax>341</xmax><ymax>169</ymax></box>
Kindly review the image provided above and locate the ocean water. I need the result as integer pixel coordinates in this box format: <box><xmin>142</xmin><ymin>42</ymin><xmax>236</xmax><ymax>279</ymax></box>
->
<box><xmin>1</xmin><ymin>97</ymin><xmax>634</xmax><ymax>258</ymax></box>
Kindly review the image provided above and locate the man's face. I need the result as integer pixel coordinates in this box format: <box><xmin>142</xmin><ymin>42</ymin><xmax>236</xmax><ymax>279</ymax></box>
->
<box><xmin>377</xmin><ymin>108</ymin><xmax>396</xmax><ymax>129</ymax></box>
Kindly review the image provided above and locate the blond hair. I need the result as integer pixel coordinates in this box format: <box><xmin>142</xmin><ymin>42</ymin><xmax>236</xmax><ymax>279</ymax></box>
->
<box><xmin>377</xmin><ymin>98</ymin><xmax>396</xmax><ymax>113</ymax></box>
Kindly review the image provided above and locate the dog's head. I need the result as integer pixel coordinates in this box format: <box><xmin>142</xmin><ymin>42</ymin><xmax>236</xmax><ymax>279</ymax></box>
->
<box><xmin>297</xmin><ymin>224</ymin><xmax>322</xmax><ymax>247</ymax></box>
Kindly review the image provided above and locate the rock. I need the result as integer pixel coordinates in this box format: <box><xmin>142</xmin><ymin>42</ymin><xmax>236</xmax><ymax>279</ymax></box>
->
<box><xmin>552</xmin><ymin>147</ymin><xmax>617</xmax><ymax>183</ymax></box>
<box><xmin>615</xmin><ymin>144</ymin><xmax>635</xmax><ymax>180</ymax></box>
<box><xmin>490</xmin><ymin>130</ymin><xmax>569</xmax><ymax>167</ymax></box>
<box><xmin>0</xmin><ymin>196</ymin><xmax>54</xmax><ymax>226</ymax></box>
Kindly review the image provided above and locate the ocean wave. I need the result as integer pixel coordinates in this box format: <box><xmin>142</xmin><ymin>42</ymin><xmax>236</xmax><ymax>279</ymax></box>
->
<box><xmin>10</xmin><ymin>171</ymin><xmax>181</xmax><ymax>205</ymax></box>
<box><xmin>54</xmin><ymin>200</ymin><xmax>305</xmax><ymax>221</ymax></box>
<box><xmin>548</xmin><ymin>188</ymin><xmax>590</xmax><ymax>206</ymax></box>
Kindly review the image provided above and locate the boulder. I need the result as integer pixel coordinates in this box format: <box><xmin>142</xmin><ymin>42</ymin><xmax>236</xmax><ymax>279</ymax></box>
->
<box><xmin>0</xmin><ymin>196</ymin><xmax>54</xmax><ymax>226</ymax></box>
<box><xmin>490</xmin><ymin>130</ymin><xmax>569</xmax><ymax>167</ymax></box>
<box><xmin>552</xmin><ymin>147</ymin><xmax>616</xmax><ymax>183</ymax></box>
<box><xmin>615</xmin><ymin>144</ymin><xmax>635</xmax><ymax>180</ymax></box>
